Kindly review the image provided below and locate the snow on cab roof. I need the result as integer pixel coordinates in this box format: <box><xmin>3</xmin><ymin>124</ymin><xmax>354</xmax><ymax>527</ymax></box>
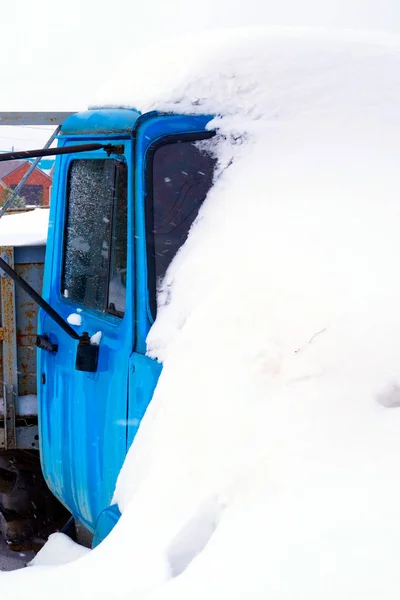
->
<box><xmin>95</xmin><ymin>27</ymin><xmax>400</xmax><ymax>121</ymax></box>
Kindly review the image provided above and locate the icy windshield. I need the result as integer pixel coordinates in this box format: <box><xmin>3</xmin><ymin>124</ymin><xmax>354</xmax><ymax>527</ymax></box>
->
<box><xmin>62</xmin><ymin>159</ymin><xmax>127</xmax><ymax>316</ymax></box>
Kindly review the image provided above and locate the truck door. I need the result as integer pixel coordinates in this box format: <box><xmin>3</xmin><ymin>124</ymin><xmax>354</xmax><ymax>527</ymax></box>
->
<box><xmin>126</xmin><ymin>114</ymin><xmax>218</xmax><ymax>448</ymax></box>
<box><xmin>37</xmin><ymin>143</ymin><xmax>134</xmax><ymax>531</ymax></box>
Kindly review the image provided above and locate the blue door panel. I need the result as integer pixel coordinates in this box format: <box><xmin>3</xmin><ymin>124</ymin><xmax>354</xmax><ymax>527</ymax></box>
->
<box><xmin>38</xmin><ymin>137</ymin><xmax>134</xmax><ymax>531</ymax></box>
<box><xmin>126</xmin><ymin>114</ymin><xmax>215</xmax><ymax>451</ymax></box>
<box><xmin>37</xmin><ymin>114</ymin><xmax>215</xmax><ymax>540</ymax></box>
<box><xmin>133</xmin><ymin>113</ymin><xmax>215</xmax><ymax>352</ymax></box>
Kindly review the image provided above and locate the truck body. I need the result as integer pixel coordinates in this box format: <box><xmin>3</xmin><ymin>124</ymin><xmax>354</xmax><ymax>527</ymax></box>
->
<box><xmin>0</xmin><ymin>108</ymin><xmax>217</xmax><ymax>546</ymax></box>
<box><xmin>0</xmin><ymin>239</ymin><xmax>68</xmax><ymax>544</ymax></box>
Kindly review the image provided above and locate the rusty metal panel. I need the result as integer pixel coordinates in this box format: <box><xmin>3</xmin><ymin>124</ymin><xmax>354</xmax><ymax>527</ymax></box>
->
<box><xmin>0</xmin><ymin>425</ymin><xmax>38</xmax><ymax>450</ymax></box>
<box><xmin>14</xmin><ymin>260</ymin><xmax>44</xmax><ymax>401</ymax></box>
<box><xmin>0</xmin><ymin>247</ymin><xmax>18</xmax><ymax>450</ymax></box>
<box><xmin>0</xmin><ymin>245</ymin><xmax>45</xmax><ymax>450</ymax></box>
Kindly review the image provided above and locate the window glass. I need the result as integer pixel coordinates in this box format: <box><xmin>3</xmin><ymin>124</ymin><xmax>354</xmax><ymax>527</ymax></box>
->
<box><xmin>108</xmin><ymin>162</ymin><xmax>128</xmax><ymax>315</ymax></box>
<box><xmin>146</xmin><ymin>138</ymin><xmax>216</xmax><ymax>318</ymax></box>
<box><xmin>62</xmin><ymin>159</ymin><xmax>127</xmax><ymax>316</ymax></box>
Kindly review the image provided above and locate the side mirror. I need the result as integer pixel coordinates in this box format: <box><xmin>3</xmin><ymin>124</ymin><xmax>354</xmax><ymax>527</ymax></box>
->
<box><xmin>75</xmin><ymin>332</ymin><xmax>99</xmax><ymax>373</ymax></box>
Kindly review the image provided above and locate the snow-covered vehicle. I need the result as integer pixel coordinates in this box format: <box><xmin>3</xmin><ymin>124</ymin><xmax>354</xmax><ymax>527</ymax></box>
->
<box><xmin>0</xmin><ymin>108</ymin><xmax>218</xmax><ymax>547</ymax></box>
<box><xmin>3</xmin><ymin>28</ymin><xmax>400</xmax><ymax>599</ymax></box>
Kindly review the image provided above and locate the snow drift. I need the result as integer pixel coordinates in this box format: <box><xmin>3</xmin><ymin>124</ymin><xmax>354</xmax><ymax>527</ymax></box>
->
<box><xmin>3</xmin><ymin>27</ymin><xmax>400</xmax><ymax>599</ymax></box>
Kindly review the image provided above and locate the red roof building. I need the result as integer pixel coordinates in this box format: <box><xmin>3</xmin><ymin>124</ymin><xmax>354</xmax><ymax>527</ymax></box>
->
<box><xmin>0</xmin><ymin>160</ymin><xmax>52</xmax><ymax>207</ymax></box>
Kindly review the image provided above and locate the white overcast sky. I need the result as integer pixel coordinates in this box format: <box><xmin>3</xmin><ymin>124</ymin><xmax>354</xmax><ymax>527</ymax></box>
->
<box><xmin>0</xmin><ymin>0</ymin><xmax>399</xmax><ymax>150</ymax></box>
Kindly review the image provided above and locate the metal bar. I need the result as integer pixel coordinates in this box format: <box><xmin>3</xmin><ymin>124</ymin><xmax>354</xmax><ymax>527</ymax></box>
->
<box><xmin>0</xmin><ymin>254</ymin><xmax>80</xmax><ymax>341</ymax></box>
<box><xmin>0</xmin><ymin>142</ymin><xmax>105</xmax><ymax>163</ymax></box>
<box><xmin>0</xmin><ymin>126</ymin><xmax>61</xmax><ymax>219</ymax></box>
<box><xmin>0</xmin><ymin>112</ymin><xmax>74</xmax><ymax>126</ymax></box>
<box><xmin>0</xmin><ymin>248</ymin><xmax>18</xmax><ymax>450</ymax></box>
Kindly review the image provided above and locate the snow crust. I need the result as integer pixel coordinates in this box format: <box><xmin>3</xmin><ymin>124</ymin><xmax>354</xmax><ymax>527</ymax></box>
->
<box><xmin>90</xmin><ymin>331</ymin><xmax>102</xmax><ymax>345</ymax></box>
<box><xmin>3</xmin><ymin>26</ymin><xmax>400</xmax><ymax>600</ymax></box>
<box><xmin>0</xmin><ymin>208</ymin><xmax>49</xmax><ymax>247</ymax></box>
<box><xmin>67</xmin><ymin>313</ymin><xmax>82</xmax><ymax>326</ymax></box>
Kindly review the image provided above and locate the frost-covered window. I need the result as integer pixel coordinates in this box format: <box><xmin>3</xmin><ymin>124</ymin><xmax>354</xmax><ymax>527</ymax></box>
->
<box><xmin>62</xmin><ymin>159</ymin><xmax>127</xmax><ymax>316</ymax></box>
<box><xmin>146</xmin><ymin>136</ymin><xmax>216</xmax><ymax>318</ymax></box>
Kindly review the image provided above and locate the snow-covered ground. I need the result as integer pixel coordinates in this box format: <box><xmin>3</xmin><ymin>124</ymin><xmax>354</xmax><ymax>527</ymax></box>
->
<box><xmin>3</xmin><ymin>26</ymin><xmax>400</xmax><ymax>599</ymax></box>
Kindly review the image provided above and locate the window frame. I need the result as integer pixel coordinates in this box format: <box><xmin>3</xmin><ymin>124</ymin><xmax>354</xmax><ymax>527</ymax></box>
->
<box><xmin>61</xmin><ymin>156</ymin><xmax>128</xmax><ymax>318</ymax></box>
<box><xmin>144</xmin><ymin>131</ymin><xmax>216</xmax><ymax>321</ymax></box>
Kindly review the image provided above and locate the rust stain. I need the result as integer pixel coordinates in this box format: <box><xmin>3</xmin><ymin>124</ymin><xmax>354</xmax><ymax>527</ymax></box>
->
<box><xmin>0</xmin><ymin>247</ymin><xmax>43</xmax><ymax>399</ymax></box>
<box><xmin>0</xmin><ymin>249</ymin><xmax>17</xmax><ymax>383</ymax></box>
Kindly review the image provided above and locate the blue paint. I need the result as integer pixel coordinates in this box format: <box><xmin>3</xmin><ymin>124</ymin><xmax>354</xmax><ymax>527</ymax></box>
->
<box><xmin>38</xmin><ymin>140</ymin><xmax>135</xmax><ymax>531</ymax></box>
<box><xmin>37</xmin><ymin>109</ymin><xmax>214</xmax><ymax>542</ymax></box>
<box><xmin>92</xmin><ymin>504</ymin><xmax>121</xmax><ymax>548</ymax></box>
<box><xmin>60</xmin><ymin>109</ymin><xmax>141</xmax><ymax>136</ymax></box>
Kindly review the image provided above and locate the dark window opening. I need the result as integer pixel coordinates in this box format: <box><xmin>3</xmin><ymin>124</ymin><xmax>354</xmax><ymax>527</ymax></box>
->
<box><xmin>62</xmin><ymin>159</ymin><xmax>127</xmax><ymax>316</ymax></box>
<box><xmin>10</xmin><ymin>183</ymin><xmax>43</xmax><ymax>206</ymax></box>
<box><xmin>146</xmin><ymin>135</ymin><xmax>217</xmax><ymax>319</ymax></box>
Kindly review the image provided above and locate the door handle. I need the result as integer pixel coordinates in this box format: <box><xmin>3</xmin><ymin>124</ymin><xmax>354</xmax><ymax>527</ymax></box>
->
<box><xmin>36</xmin><ymin>334</ymin><xmax>58</xmax><ymax>354</ymax></box>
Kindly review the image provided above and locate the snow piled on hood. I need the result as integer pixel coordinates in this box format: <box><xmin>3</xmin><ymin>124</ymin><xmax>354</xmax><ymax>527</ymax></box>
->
<box><xmin>4</xmin><ymin>27</ymin><xmax>400</xmax><ymax>600</ymax></box>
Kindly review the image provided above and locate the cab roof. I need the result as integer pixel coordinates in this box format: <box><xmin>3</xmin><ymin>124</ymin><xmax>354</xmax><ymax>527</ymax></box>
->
<box><xmin>60</xmin><ymin>108</ymin><xmax>141</xmax><ymax>136</ymax></box>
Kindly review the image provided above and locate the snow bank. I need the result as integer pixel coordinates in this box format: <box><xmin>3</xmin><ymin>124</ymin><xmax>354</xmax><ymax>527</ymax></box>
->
<box><xmin>0</xmin><ymin>208</ymin><xmax>49</xmax><ymax>246</ymax></box>
<box><xmin>28</xmin><ymin>533</ymin><xmax>90</xmax><ymax>567</ymax></box>
<box><xmin>3</xmin><ymin>27</ymin><xmax>400</xmax><ymax>600</ymax></box>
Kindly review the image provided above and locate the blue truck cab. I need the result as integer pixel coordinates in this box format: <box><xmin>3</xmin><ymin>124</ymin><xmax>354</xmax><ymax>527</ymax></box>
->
<box><xmin>36</xmin><ymin>108</ymin><xmax>217</xmax><ymax>544</ymax></box>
